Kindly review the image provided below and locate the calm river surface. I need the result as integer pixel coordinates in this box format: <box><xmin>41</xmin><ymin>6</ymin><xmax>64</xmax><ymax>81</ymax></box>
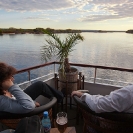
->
<box><xmin>1</xmin><ymin>32</ymin><xmax>133</xmax><ymax>85</ymax></box>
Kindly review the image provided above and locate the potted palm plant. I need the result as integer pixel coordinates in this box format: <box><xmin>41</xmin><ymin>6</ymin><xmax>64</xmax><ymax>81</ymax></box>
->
<box><xmin>41</xmin><ymin>30</ymin><xmax>84</xmax><ymax>93</ymax></box>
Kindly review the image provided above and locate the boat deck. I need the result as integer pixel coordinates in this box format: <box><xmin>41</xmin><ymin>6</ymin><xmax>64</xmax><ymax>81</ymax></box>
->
<box><xmin>1</xmin><ymin>62</ymin><xmax>132</xmax><ymax>132</ymax></box>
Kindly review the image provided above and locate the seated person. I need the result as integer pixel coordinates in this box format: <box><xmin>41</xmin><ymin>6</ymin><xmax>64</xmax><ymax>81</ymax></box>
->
<box><xmin>71</xmin><ymin>85</ymin><xmax>133</xmax><ymax>113</ymax></box>
<box><xmin>0</xmin><ymin>62</ymin><xmax>63</xmax><ymax>114</ymax></box>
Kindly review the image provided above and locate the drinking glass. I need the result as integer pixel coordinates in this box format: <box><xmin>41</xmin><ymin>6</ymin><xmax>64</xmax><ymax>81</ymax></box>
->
<box><xmin>56</xmin><ymin>112</ymin><xmax>68</xmax><ymax>133</ymax></box>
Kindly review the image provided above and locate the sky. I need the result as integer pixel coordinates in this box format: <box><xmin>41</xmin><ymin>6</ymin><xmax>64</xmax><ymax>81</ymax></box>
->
<box><xmin>0</xmin><ymin>0</ymin><xmax>133</xmax><ymax>31</ymax></box>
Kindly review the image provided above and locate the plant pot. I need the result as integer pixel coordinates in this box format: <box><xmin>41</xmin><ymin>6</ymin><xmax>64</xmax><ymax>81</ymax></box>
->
<box><xmin>58</xmin><ymin>67</ymin><xmax>79</xmax><ymax>94</ymax></box>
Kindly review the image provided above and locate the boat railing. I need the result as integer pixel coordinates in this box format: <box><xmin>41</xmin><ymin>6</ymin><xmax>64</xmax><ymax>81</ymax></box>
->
<box><xmin>16</xmin><ymin>61</ymin><xmax>133</xmax><ymax>88</ymax></box>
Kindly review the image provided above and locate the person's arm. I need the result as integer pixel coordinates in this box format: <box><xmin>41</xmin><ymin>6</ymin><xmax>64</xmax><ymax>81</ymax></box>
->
<box><xmin>80</xmin><ymin>85</ymin><xmax>133</xmax><ymax>113</ymax></box>
<box><xmin>0</xmin><ymin>84</ymin><xmax>35</xmax><ymax>114</ymax></box>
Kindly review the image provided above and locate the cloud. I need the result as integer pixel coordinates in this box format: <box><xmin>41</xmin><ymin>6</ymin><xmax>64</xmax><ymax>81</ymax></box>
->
<box><xmin>79</xmin><ymin>15</ymin><xmax>121</xmax><ymax>22</ymax></box>
<box><xmin>80</xmin><ymin>0</ymin><xmax>133</xmax><ymax>22</ymax></box>
<box><xmin>26</xmin><ymin>16</ymin><xmax>59</xmax><ymax>22</ymax></box>
<box><xmin>0</xmin><ymin>0</ymin><xmax>74</xmax><ymax>11</ymax></box>
<box><xmin>0</xmin><ymin>0</ymin><xmax>133</xmax><ymax>23</ymax></box>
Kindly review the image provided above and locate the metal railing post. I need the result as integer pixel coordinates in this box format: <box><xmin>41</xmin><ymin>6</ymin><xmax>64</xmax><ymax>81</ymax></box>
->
<box><xmin>28</xmin><ymin>70</ymin><xmax>30</xmax><ymax>81</ymax></box>
<box><xmin>54</xmin><ymin>63</ymin><xmax>56</xmax><ymax>74</ymax></box>
<box><xmin>94</xmin><ymin>68</ymin><xmax>97</xmax><ymax>83</ymax></box>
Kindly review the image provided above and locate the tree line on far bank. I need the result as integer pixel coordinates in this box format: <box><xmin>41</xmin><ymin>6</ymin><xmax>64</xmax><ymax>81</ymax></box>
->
<box><xmin>0</xmin><ymin>28</ymin><xmax>81</xmax><ymax>35</ymax></box>
<box><xmin>126</xmin><ymin>30</ymin><xmax>133</xmax><ymax>34</ymax></box>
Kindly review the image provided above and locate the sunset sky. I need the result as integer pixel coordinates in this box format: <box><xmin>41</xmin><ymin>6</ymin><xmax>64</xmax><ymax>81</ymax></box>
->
<box><xmin>0</xmin><ymin>0</ymin><xmax>133</xmax><ymax>31</ymax></box>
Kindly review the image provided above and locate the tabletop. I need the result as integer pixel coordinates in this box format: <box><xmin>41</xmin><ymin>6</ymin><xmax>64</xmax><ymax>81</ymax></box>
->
<box><xmin>50</xmin><ymin>127</ymin><xmax>76</xmax><ymax>133</ymax></box>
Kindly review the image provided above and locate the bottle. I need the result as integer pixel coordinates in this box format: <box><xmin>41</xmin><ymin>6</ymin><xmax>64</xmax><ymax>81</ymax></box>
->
<box><xmin>41</xmin><ymin>111</ymin><xmax>51</xmax><ymax>133</ymax></box>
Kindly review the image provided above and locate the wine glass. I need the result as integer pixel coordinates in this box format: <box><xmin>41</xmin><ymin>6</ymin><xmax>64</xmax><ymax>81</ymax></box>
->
<box><xmin>56</xmin><ymin>112</ymin><xmax>68</xmax><ymax>133</ymax></box>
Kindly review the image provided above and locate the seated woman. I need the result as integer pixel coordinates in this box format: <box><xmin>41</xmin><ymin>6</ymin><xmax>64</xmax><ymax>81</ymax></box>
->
<box><xmin>0</xmin><ymin>62</ymin><xmax>63</xmax><ymax>114</ymax></box>
<box><xmin>71</xmin><ymin>85</ymin><xmax>133</xmax><ymax>113</ymax></box>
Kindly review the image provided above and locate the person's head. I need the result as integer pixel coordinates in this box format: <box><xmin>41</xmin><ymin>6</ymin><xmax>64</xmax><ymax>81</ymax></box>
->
<box><xmin>0</xmin><ymin>62</ymin><xmax>17</xmax><ymax>94</ymax></box>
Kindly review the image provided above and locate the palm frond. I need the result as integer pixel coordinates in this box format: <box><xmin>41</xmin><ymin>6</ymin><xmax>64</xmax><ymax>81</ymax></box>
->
<box><xmin>41</xmin><ymin>30</ymin><xmax>84</xmax><ymax>74</ymax></box>
<box><xmin>41</xmin><ymin>43</ymin><xmax>57</xmax><ymax>62</ymax></box>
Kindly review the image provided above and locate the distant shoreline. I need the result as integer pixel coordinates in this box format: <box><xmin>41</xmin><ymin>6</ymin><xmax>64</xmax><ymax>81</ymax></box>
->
<box><xmin>81</xmin><ymin>30</ymin><xmax>125</xmax><ymax>32</ymax></box>
<box><xmin>0</xmin><ymin>31</ymin><xmax>126</xmax><ymax>35</ymax></box>
<box><xmin>0</xmin><ymin>28</ymin><xmax>129</xmax><ymax>35</ymax></box>
<box><xmin>0</xmin><ymin>28</ymin><xmax>81</xmax><ymax>34</ymax></box>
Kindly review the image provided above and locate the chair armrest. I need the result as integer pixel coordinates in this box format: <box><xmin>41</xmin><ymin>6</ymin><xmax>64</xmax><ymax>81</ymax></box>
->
<box><xmin>77</xmin><ymin>90</ymin><xmax>89</xmax><ymax>93</ymax></box>
<box><xmin>0</xmin><ymin>97</ymin><xmax>57</xmax><ymax>119</ymax></box>
<box><xmin>73</xmin><ymin>95</ymin><xmax>96</xmax><ymax>115</ymax></box>
<box><xmin>28</xmin><ymin>97</ymin><xmax>57</xmax><ymax>115</ymax></box>
<box><xmin>73</xmin><ymin>96</ymin><xmax>133</xmax><ymax>122</ymax></box>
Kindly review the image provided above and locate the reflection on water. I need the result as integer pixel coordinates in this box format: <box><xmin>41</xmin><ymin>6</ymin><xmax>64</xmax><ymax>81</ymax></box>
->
<box><xmin>1</xmin><ymin>33</ymin><xmax>133</xmax><ymax>85</ymax></box>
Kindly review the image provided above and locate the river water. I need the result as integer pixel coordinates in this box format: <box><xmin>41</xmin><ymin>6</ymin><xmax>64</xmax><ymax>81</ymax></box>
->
<box><xmin>0</xmin><ymin>32</ymin><xmax>133</xmax><ymax>85</ymax></box>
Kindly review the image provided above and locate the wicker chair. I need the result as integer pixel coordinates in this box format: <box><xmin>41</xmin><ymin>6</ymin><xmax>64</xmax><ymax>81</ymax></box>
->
<box><xmin>73</xmin><ymin>95</ymin><xmax>133</xmax><ymax>133</ymax></box>
<box><xmin>0</xmin><ymin>96</ymin><xmax>57</xmax><ymax>129</ymax></box>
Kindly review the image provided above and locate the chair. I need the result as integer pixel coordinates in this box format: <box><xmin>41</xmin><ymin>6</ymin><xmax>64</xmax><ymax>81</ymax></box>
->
<box><xmin>0</xmin><ymin>96</ymin><xmax>57</xmax><ymax>129</ymax></box>
<box><xmin>73</xmin><ymin>95</ymin><xmax>133</xmax><ymax>133</ymax></box>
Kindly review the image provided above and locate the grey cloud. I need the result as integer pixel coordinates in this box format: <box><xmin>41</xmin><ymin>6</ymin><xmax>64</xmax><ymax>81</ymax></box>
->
<box><xmin>82</xmin><ymin>0</ymin><xmax>133</xmax><ymax>22</ymax></box>
<box><xmin>1</xmin><ymin>0</ymin><xmax>133</xmax><ymax>22</ymax></box>
<box><xmin>26</xmin><ymin>16</ymin><xmax>59</xmax><ymax>22</ymax></box>
<box><xmin>81</xmin><ymin>14</ymin><xmax>123</xmax><ymax>22</ymax></box>
<box><xmin>89</xmin><ymin>0</ymin><xmax>129</xmax><ymax>5</ymax></box>
<box><xmin>0</xmin><ymin>0</ymin><xmax>74</xmax><ymax>11</ymax></box>
<box><xmin>26</xmin><ymin>17</ymin><xmax>50</xmax><ymax>21</ymax></box>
